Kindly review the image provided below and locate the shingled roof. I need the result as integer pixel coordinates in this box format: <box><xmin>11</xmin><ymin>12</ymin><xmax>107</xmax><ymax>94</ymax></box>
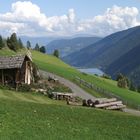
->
<box><xmin>0</xmin><ymin>55</ymin><xmax>30</xmax><ymax>69</ymax></box>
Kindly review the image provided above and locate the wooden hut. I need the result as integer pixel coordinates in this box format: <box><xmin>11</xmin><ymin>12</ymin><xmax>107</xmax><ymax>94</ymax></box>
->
<box><xmin>0</xmin><ymin>54</ymin><xmax>34</xmax><ymax>88</ymax></box>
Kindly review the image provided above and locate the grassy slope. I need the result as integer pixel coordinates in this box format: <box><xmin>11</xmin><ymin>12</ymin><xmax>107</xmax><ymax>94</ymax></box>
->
<box><xmin>0</xmin><ymin>49</ymin><xmax>140</xmax><ymax>139</ymax></box>
<box><xmin>1</xmin><ymin>49</ymin><xmax>140</xmax><ymax>107</ymax></box>
<box><xmin>0</xmin><ymin>89</ymin><xmax>140</xmax><ymax>140</ymax></box>
<box><xmin>32</xmin><ymin>51</ymin><xmax>140</xmax><ymax>108</ymax></box>
<box><xmin>0</xmin><ymin>48</ymin><xmax>16</xmax><ymax>56</ymax></box>
<box><xmin>0</xmin><ymin>47</ymin><xmax>28</xmax><ymax>56</ymax></box>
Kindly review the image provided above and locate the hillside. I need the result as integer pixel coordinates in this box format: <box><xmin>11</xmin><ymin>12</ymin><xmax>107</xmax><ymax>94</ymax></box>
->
<box><xmin>20</xmin><ymin>36</ymin><xmax>55</xmax><ymax>46</ymax></box>
<box><xmin>63</xmin><ymin>26</ymin><xmax>140</xmax><ymax>67</ymax></box>
<box><xmin>1</xmin><ymin>48</ymin><xmax>140</xmax><ymax>108</ymax></box>
<box><xmin>0</xmin><ymin>47</ymin><xmax>16</xmax><ymax>56</ymax></box>
<box><xmin>106</xmin><ymin>44</ymin><xmax>140</xmax><ymax>85</ymax></box>
<box><xmin>32</xmin><ymin>51</ymin><xmax>140</xmax><ymax>109</ymax></box>
<box><xmin>0</xmin><ymin>88</ymin><xmax>140</xmax><ymax>139</ymax></box>
<box><xmin>63</xmin><ymin>26</ymin><xmax>140</xmax><ymax>86</ymax></box>
<box><xmin>1</xmin><ymin>49</ymin><xmax>140</xmax><ymax>139</ymax></box>
<box><xmin>47</xmin><ymin>37</ymin><xmax>101</xmax><ymax>57</ymax></box>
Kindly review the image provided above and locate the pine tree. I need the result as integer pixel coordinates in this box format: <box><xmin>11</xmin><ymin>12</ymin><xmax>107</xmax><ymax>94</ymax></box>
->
<box><xmin>18</xmin><ymin>38</ymin><xmax>24</xmax><ymax>48</ymax></box>
<box><xmin>34</xmin><ymin>43</ymin><xmax>40</xmax><ymax>51</ymax></box>
<box><xmin>117</xmin><ymin>73</ymin><xmax>129</xmax><ymax>88</ymax></box>
<box><xmin>116</xmin><ymin>73</ymin><xmax>124</xmax><ymax>81</ymax></box>
<box><xmin>117</xmin><ymin>78</ymin><xmax>128</xmax><ymax>88</ymax></box>
<box><xmin>129</xmin><ymin>82</ymin><xmax>136</xmax><ymax>91</ymax></box>
<box><xmin>7</xmin><ymin>33</ymin><xmax>19</xmax><ymax>51</ymax></box>
<box><xmin>53</xmin><ymin>49</ymin><xmax>59</xmax><ymax>58</ymax></box>
<box><xmin>0</xmin><ymin>35</ymin><xmax>4</xmax><ymax>49</ymax></box>
<box><xmin>27</xmin><ymin>41</ymin><xmax>31</xmax><ymax>49</ymax></box>
<box><xmin>40</xmin><ymin>46</ymin><xmax>46</xmax><ymax>53</ymax></box>
<box><xmin>137</xmin><ymin>86</ymin><xmax>140</xmax><ymax>93</ymax></box>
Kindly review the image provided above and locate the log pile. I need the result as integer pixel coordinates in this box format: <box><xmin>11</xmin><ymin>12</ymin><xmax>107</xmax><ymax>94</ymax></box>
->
<box><xmin>66</xmin><ymin>95</ymin><xmax>83</xmax><ymax>106</ymax></box>
<box><xmin>67</xmin><ymin>100</ymin><xmax>82</xmax><ymax>106</ymax></box>
<box><xmin>52</xmin><ymin>92</ymin><xmax>74</xmax><ymax>100</ymax></box>
<box><xmin>83</xmin><ymin>98</ymin><xmax>126</xmax><ymax>110</ymax></box>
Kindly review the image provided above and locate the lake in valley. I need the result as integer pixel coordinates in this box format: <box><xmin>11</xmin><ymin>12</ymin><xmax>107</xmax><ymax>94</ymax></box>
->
<box><xmin>78</xmin><ymin>68</ymin><xmax>104</xmax><ymax>76</ymax></box>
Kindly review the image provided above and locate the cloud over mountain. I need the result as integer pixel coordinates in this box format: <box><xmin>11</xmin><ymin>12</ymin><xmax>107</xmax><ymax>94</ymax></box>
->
<box><xmin>0</xmin><ymin>1</ymin><xmax>140</xmax><ymax>37</ymax></box>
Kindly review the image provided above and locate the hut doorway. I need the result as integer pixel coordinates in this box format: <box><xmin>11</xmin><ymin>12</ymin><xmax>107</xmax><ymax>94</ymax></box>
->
<box><xmin>4</xmin><ymin>74</ymin><xmax>14</xmax><ymax>86</ymax></box>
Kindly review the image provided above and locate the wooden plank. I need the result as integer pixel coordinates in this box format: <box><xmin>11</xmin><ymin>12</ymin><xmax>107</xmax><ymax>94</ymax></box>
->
<box><xmin>96</xmin><ymin>98</ymin><xmax>117</xmax><ymax>104</ymax></box>
<box><xmin>106</xmin><ymin>105</ymin><xmax>126</xmax><ymax>110</ymax></box>
<box><xmin>52</xmin><ymin>92</ymin><xmax>73</xmax><ymax>97</ymax></box>
<box><xmin>67</xmin><ymin>101</ymin><xmax>82</xmax><ymax>106</ymax></box>
<box><xmin>94</xmin><ymin>101</ymin><xmax>122</xmax><ymax>108</ymax></box>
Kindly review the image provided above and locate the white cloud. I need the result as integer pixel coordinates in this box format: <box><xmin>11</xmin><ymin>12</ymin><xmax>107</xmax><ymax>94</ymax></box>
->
<box><xmin>0</xmin><ymin>1</ymin><xmax>139</xmax><ymax>37</ymax></box>
<box><xmin>68</xmin><ymin>9</ymin><xmax>75</xmax><ymax>23</ymax></box>
<box><xmin>78</xmin><ymin>5</ymin><xmax>140</xmax><ymax>36</ymax></box>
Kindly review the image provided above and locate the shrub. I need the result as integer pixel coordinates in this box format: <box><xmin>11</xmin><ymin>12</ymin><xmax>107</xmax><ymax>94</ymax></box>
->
<box><xmin>102</xmin><ymin>74</ymin><xmax>111</xmax><ymax>79</ymax></box>
<box><xmin>53</xmin><ymin>85</ymin><xmax>72</xmax><ymax>93</ymax></box>
<box><xmin>82</xmin><ymin>99</ymin><xmax>87</xmax><ymax>106</ymax></box>
<box><xmin>47</xmin><ymin>89</ymin><xmax>54</xmax><ymax>99</ymax></box>
<box><xmin>53</xmin><ymin>49</ymin><xmax>59</xmax><ymax>58</ymax></box>
<box><xmin>117</xmin><ymin>73</ymin><xmax>129</xmax><ymax>88</ymax></box>
<box><xmin>31</xmin><ymin>83</ymin><xmax>48</xmax><ymax>89</ymax></box>
<box><xmin>116</xmin><ymin>73</ymin><xmax>124</xmax><ymax>81</ymax></box>
<box><xmin>81</xmin><ymin>72</ymin><xmax>88</xmax><ymax>76</ymax></box>
<box><xmin>0</xmin><ymin>84</ymin><xmax>11</xmax><ymax>90</ymax></box>
<box><xmin>18</xmin><ymin>84</ymin><xmax>31</xmax><ymax>92</ymax></box>
<box><xmin>117</xmin><ymin>78</ymin><xmax>128</xmax><ymax>88</ymax></box>
<box><xmin>137</xmin><ymin>86</ymin><xmax>140</xmax><ymax>93</ymax></box>
<box><xmin>129</xmin><ymin>83</ymin><xmax>136</xmax><ymax>91</ymax></box>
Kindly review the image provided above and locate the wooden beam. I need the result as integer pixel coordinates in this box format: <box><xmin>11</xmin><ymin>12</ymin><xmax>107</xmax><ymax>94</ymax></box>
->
<box><xmin>94</xmin><ymin>101</ymin><xmax>122</xmax><ymax>108</ymax></box>
<box><xmin>106</xmin><ymin>105</ymin><xmax>126</xmax><ymax>110</ymax></box>
<box><xmin>96</xmin><ymin>98</ymin><xmax>117</xmax><ymax>104</ymax></box>
<box><xmin>15</xmin><ymin>69</ymin><xmax>20</xmax><ymax>90</ymax></box>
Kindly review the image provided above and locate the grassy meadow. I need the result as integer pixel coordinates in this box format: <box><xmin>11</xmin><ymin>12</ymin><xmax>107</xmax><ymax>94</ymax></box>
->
<box><xmin>0</xmin><ymin>88</ymin><xmax>140</xmax><ymax>140</ymax></box>
<box><xmin>0</xmin><ymin>49</ymin><xmax>140</xmax><ymax>139</ymax></box>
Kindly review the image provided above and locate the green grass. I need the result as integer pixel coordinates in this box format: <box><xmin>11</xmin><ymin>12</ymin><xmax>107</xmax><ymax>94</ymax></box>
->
<box><xmin>1</xmin><ymin>49</ymin><xmax>140</xmax><ymax>139</ymax></box>
<box><xmin>0</xmin><ymin>48</ymin><xmax>16</xmax><ymax>56</ymax></box>
<box><xmin>32</xmin><ymin>51</ymin><xmax>140</xmax><ymax>108</ymax></box>
<box><xmin>0</xmin><ymin>88</ymin><xmax>140</xmax><ymax>140</ymax></box>
<box><xmin>1</xmin><ymin>49</ymin><xmax>140</xmax><ymax>108</ymax></box>
<box><xmin>0</xmin><ymin>47</ymin><xmax>28</xmax><ymax>56</ymax></box>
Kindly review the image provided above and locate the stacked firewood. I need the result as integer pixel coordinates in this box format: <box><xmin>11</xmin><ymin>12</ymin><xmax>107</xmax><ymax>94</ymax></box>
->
<box><xmin>83</xmin><ymin>98</ymin><xmax>126</xmax><ymax>110</ymax></box>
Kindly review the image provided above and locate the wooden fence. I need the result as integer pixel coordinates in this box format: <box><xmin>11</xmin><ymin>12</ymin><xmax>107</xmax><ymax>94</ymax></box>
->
<box><xmin>75</xmin><ymin>76</ymin><xmax>140</xmax><ymax>110</ymax></box>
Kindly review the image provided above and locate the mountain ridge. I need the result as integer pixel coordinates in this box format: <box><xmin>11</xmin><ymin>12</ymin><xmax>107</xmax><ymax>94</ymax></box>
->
<box><xmin>63</xmin><ymin>26</ymin><xmax>140</xmax><ymax>68</ymax></box>
<box><xmin>63</xmin><ymin>26</ymin><xmax>140</xmax><ymax>86</ymax></box>
<box><xmin>46</xmin><ymin>36</ymin><xmax>101</xmax><ymax>57</ymax></box>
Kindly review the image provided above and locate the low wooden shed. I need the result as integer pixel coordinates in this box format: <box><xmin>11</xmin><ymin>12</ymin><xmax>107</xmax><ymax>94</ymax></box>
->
<box><xmin>0</xmin><ymin>54</ymin><xmax>34</xmax><ymax>88</ymax></box>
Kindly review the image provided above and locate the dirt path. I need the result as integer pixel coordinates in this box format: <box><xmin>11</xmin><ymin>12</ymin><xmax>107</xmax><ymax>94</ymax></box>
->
<box><xmin>40</xmin><ymin>70</ymin><xmax>140</xmax><ymax>117</ymax></box>
<box><xmin>123</xmin><ymin>108</ymin><xmax>140</xmax><ymax>117</ymax></box>
<box><xmin>40</xmin><ymin>70</ymin><xmax>96</xmax><ymax>100</ymax></box>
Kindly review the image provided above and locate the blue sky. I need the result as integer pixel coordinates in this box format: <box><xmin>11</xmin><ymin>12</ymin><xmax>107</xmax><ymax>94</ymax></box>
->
<box><xmin>0</xmin><ymin>0</ymin><xmax>140</xmax><ymax>37</ymax></box>
<box><xmin>1</xmin><ymin>0</ymin><xmax>140</xmax><ymax>18</ymax></box>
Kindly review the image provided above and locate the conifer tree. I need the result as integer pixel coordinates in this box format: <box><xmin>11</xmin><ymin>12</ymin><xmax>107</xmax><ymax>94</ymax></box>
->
<box><xmin>0</xmin><ymin>35</ymin><xmax>4</xmax><ymax>49</ymax></box>
<box><xmin>34</xmin><ymin>43</ymin><xmax>40</xmax><ymax>51</ymax></box>
<box><xmin>7</xmin><ymin>33</ymin><xmax>19</xmax><ymax>51</ymax></box>
<box><xmin>18</xmin><ymin>38</ymin><xmax>24</xmax><ymax>48</ymax></box>
<box><xmin>40</xmin><ymin>46</ymin><xmax>46</xmax><ymax>53</ymax></box>
<box><xmin>53</xmin><ymin>49</ymin><xmax>59</xmax><ymax>58</ymax></box>
<box><xmin>27</xmin><ymin>40</ymin><xmax>31</xmax><ymax>49</ymax></box>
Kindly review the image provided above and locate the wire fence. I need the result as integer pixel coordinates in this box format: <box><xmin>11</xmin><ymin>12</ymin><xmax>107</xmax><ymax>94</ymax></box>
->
<box><xmin>75</xmin><ymin>76</ymin><xmax>140</xmax><ymax>110</ymax></box>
